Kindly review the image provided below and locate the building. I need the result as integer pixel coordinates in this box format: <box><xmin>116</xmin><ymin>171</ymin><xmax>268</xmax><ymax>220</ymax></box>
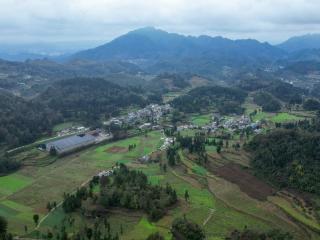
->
<box><xmin>46</xmin><ymin>134</ymin><xmax>96</xmax><ymax>155</ymax></box>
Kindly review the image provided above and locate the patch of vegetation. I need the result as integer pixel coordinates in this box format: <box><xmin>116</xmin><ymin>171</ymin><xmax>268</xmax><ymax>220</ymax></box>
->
<box><xmin>269</xmin><ymin>196</ymin><xmax>320</xmax><ymax>232</ymax></box>
<box><xmin>171</xmin><ymin>217</ymin><xmax>205</xmax><ymax>240</ymax></box>
<box><xmin>99</xmin><ymin>164</ymin><xmax>178</xmax><ymax>221</ymax></box>
<box><xmin>172</xmin><ymin>86</ymin><xmax>247</xmax><ymax>115</ymax></box>
<box><xmin>226</xmin><ymin>227</ymin><xmax>293</xmax><ymax>240</ymax></box>
<box><xmin>271</xmin><ymin>113</ymin><xmax>303</xmax><ymax>123</ymax></box>
<box><xmin>252</xmin><ymin>91</ymin><xmax>281</xmax><ymax>112</ymax></box>
<box><xmin>0</xmin><ymin>158</ymin><xmax>20</xmax><ymax>175</ymax></box>
<box><xmin>191</xmin><ymin>114</ymin><xmax>212</xmax><ymax>126</ymax></box>
<box><xmin>265</xmin><ymin>81</ymin><xmax>304</xmax><ymax>104</ymax></box>
<box><xmin>303</xmin><ymin>98</ymin><xmax>320</xmax><ymax>111</ymax></box>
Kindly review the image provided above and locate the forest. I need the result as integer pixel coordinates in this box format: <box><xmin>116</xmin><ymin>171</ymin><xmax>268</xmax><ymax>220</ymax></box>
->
<box><xmin>171</xmin><ymin>86</ymin><xmax>247</xmax><ymax>114</ymax></box>
<box><xmin>0</xmin><ymin>90</ymin><xmax>61</xmax><ymax>147</ymax></box>
<box><xmin>247</xmin><ymin>128</ymin><xmax>320</xmax><ymax>194</ymax></box>
<box><xmin>36</xmin><ymin>78</ymin><xmax>152</xmax><ymax>124</ymax></box>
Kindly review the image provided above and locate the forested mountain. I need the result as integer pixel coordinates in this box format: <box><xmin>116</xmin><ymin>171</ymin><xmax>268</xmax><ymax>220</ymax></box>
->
<box><xmin>171</xmin><ymin>86</ymin><xmax>247</xmax><ymax>114</ymax></box>
<box><xmin>0</xmin><ymin>90</ymin><xmax>61</xmax><ymax>147</ymax></box>
<box><xmin>278</xmin><ymin>34</ymin><xmax>320</xmax><ymax>52</ymax></box>
<box><xmin>35</xmin><ymin>78</ymin><xmax>152</xmax><ymax>123</ymax></box>
<box><xmin>71</xmin><ymin>27</ymin><xmax>285</xmax><ymax>76</ymax></box>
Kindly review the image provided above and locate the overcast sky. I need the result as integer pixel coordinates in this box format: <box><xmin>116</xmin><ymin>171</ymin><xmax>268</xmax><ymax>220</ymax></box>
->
<box><xmin>1</xmin><ymin>0</ymin><xmax>320</xmax><ymax>46</ymax></box>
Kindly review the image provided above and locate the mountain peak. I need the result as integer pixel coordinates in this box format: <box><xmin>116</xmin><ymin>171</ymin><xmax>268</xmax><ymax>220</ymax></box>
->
<box><xmin>128</xmin><ymin>26</ymin><xmax>168</xmax><ymax>35</ymax></box>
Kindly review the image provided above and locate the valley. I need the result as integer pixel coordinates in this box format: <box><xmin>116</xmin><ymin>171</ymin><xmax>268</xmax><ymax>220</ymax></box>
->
<box><xmin>1</xmin><ymin>26</ymin><xmax>320</xmax><ymax>240</ymax></box>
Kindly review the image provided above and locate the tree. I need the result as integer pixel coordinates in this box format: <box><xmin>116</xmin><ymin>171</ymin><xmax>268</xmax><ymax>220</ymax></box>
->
<box><xmin>163</xmin><ymin>164</ymin><xmax>167</xmax><ymax>172</ymax></box>
<box><xmin>0</xmin><ymin>216</ymin><xmax>8</xmax><ymax>237</ymax></box>
<box><xmin>86</xmin><ymin>227</ymin><xmax>93</xmax><ymax>240</ymax></box>
<box><xmin>33</xmin><ymin>214</ymin><xmax>39</xmax><ymax>226</ymax></box>
<box><xmin>171</xmin><ymin>218</ymin><xmax>205</xmax><ymax>240</ymax></box>
<box><xmin>46</xmin><ymin>202</ymin><xmax>52</xmax><ymax>212</ymax></box>
<box><xmin>216</xmin><ymin>145</ymin><xmax>221</xmax><ymax>154</ymax></box>
<box><xmin>184</xmin><ymin>190</ymin><xmax>190</xmax><ymax>202</ymax></box>
<box><xmin>146</xmin><ymin>232</ymin><xmax>165</xmax><ymax>240</ymax></box>
<box><xmin>49</xmin><ymin>146</ymin><xmax>57</xmax><ymax>156</ymax></box>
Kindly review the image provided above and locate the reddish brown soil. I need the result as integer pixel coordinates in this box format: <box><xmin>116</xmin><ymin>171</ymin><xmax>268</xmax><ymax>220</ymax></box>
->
<box><xmin>213</xmin><ymin>163</ymin><xmax>275</xmax><ymax>201</ymax></box>
<box><xmin>105</xmin><ymin>146</ymin><xmax>127</xmax><ymax>153</ymax></box>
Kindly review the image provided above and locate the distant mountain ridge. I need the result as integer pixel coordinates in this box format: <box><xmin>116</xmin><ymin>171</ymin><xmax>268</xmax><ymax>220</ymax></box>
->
<box><xmin>278</xmin><ymin>34</ymin><xmax>320</xmax><ymax>52</ymax></box>
<box><xmin>71</xmin><ymin>27</ymin><xmax>285</xmax><ymax>75</ymax></box>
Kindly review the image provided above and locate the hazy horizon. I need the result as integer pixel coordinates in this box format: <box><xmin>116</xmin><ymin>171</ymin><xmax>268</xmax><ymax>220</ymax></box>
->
<box><xmin>1</xmin><ymin>0</ymin><xmax>320</xmax><ymax>47</ymax></box>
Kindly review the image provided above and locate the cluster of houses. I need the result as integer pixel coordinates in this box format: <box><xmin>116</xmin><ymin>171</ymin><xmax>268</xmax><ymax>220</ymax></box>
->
<box><xmin>104</xmin><ymin>104</ymin><xmax>171</xmax><ymax>127</ymax></box>
<box><xmin>56</xmin><ymin>125</ymin><xmax>89</xmax><ymax>137</ymax></box>
<box><xmin>96</xmin><ymin>166</ymin><xmax>120</xmax><ymax>178</ymax></box>
<box><xmin>177</xmin><ymin>114</ymin><xmax>261</xmax><ymax>134</ymax></box>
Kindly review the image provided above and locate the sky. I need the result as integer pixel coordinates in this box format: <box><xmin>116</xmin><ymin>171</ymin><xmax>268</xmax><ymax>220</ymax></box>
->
<box><xmin>1</xmin><ymin>0</ymin><xmax>320</xmax><ymax>47</ymax></box>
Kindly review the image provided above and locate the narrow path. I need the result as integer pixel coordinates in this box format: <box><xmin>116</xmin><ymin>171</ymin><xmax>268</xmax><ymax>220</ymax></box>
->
<box><xmin>203</xmin><ymin>208</ymin><xmax>215</xmax><ymax>226</ymax></box>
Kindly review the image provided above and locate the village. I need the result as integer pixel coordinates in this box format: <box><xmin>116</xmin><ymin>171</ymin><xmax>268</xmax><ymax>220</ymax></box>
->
<box><xmin>43</xmin><ymin>102</ymin><xmax>263</xmax><ymax>159</ymax></box>
<box><xmin>177</xmin><ymin>114</ymin><xmax>262</xmax><ymax>134</ymax></box>
<box><xmin>103</xmin><ymin>103</ymin><xmax>172</xmax><ymax>128</ymax></box>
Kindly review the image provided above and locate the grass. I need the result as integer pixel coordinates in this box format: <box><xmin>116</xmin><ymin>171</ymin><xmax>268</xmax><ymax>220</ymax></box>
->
<box><xmin>0</xmin><ymin>174</ymin><xmax>33</xmax><ymax>196</ymax></box>
<box><xmin>251</xmin><ymin>111</ymin><xmax>305</xmax><ymax>124</ymax></box>
<box><xmin>251</xmin><ymin>111</ymin><xmax>271</xmax><ymax>122</ymax></box>
<box><xmin>191</xmin><ymin>114</ymin><xmax>212</xmax><ymax>126</ymax></box>
<box><xmin>271</xmin><ymin>112</ymin><xmax>304</xmax><ymax>123</ymax></box>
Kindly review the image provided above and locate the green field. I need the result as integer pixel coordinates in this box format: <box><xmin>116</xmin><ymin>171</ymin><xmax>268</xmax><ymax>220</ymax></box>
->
<box><xmin>191</xmin><ymin>114</ymin><xmax>212</xmax><ymax>126</ymax></box>
<box><xmin>270</xmin><ymin>112</ymin><xmax>305</xmax><ymax>123</ymax></box>
<box><xmin>251</xmin><ymin>111</ymin><xmax>305</xmax><ymax>124</ymax></box>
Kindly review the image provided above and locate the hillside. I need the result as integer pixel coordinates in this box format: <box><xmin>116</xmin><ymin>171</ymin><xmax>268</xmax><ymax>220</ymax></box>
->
<box><xmin>248</xmin><ymin>128</ymin><xmax>320</xmax><ymax>195</ymax></box>
<box><xmin>0</xmin><ymin>58</ymin><xmax>144</xmax><ymax>97</ymax></box>
<box><xmin>35</xmin><ymin>78</ymin><xmax>151</xmax><ymax>123</ymax></box>
<box><xmin>0</xmin><ymin>90</ymin><xmax>61</xmax><ymax>147</ymax></box>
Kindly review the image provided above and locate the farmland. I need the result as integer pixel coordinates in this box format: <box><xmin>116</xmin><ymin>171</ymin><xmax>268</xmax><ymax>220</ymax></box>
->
<box><xmin>0</xmin><ymin>131</ymin><xmax>163</xmax><ymax>235</ymax></box>
<box><xmin>39</xmin><ymin>143</ymin><xmax>319</xmax><ymax>239</ymax></box>
<box><xmin>1</xmin><ymin>126</ymin><xmax>320</xmax><ymax>239</ymax></box>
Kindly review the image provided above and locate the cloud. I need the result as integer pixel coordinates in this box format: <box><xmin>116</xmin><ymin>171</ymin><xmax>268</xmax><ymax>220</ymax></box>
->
<box><xmin>0</xmin><ymin>0</ymin><xmax>320</xmax><ymax>44</ymax></box>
